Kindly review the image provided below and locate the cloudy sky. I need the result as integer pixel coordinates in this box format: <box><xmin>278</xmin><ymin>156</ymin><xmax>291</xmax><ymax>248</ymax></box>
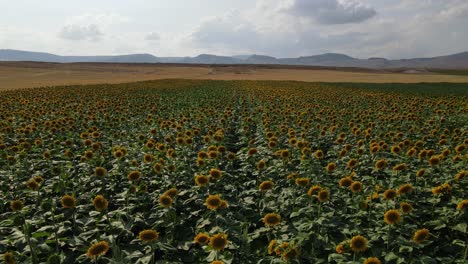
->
<box><xmin>1</xmin><ymin>0</ymin><xmax>467</xmax><ymax>59</ymax></box>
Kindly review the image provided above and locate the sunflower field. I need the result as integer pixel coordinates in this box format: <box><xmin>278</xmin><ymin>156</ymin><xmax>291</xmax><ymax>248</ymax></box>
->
<box><xmin>0</xmin><ymin>80</ymin><xmax>467</xmax><ymax>264</ymax></box>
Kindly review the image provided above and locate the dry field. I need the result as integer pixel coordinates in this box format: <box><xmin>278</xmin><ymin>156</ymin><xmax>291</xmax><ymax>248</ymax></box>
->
<box><xmin>1</xmin><ymin>62</ymin><xmax>468</xmax><ymax>90</ymax></box>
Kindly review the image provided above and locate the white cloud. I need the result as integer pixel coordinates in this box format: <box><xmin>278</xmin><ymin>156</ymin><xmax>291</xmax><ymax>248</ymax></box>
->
<box><xmin>145</xmin><ymin>32</ymin><xmax>160</xmax><ymax>41</ymax></box>
<box><xmin>283</xmin><ymin>0</ymin><xmax>377</xmax><ymax>24</ymax></box>
<box><xmin>59</xmin><ymin>24</ymin><xmax>103</xmax><ymax>41</ymax></box>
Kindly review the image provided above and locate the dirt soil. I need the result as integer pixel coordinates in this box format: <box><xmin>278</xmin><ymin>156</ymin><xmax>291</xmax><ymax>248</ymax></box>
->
<box><xmin>1</xmin><ymin>62</ymin><xmax>468</xmax><ymax>90</ymax></box>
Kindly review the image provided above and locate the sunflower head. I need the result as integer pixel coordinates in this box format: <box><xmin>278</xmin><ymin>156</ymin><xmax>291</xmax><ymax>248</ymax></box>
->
<box><xmin>127</xmin><ymin>171</ymin><xmax>141</xmax><ymax>181</ymax></box>
<box><xmin>26</xmin><ymin>179</ymin><xmax>40</xmax><ymax>190</ymax></box>
<box><xmin>209</xmin><ymin>233</ymin><xmax>228</xmax><ymax>251</ymax></box>
<box><xmin>317</xmin><ymin>189</ymin><xmax>330</xmax><ymax>202</ymax></box>
<box><xmin>339</xmin><ymin>177</ymin><xmax>353</xmax><ymax>188</ymax></box>
<box><xmin>457</xmin><ymin>199</ymin><xmax>468</xmax><ymax>210</ymax></box>
<box><xmin>195</xmin><ymin>175</ymin><xmax>209</xmax><ymax>187</ymax></box>
<box><xmin>398</xmin><ymin>184</ymin><xmax>414</xmax><ymax>195</ymax></box>
<box><xmin>194</xmin><ymin>233</ymin><xmax>210</xmax><ymax>245</ymax></box>
<box><xmin>159</xmin><ymin>194</ymin><xmax>173</xmax><ymax>208</ymax></box>
<box><xmin>350</xmin><ymin>235</ymin><xmax>368</xmax><ymax>253</ymax></box>
<box><xmin>384</xmin><ymin>209</ymin><xmax>401</xmax><ymax>225</ymax></box>
<box><xmin>2</xmin><ymin>252</ymin><xmax>16</xmax><ymax>264</ymax></box>
<box><xmin>209</xmin><ymin>168</ymin><xmax>222</xmax><ymax>180</ymax></box>
<box><xmin>93</xmin><ymin>195</ymin><xmax>109</xmax><ymax>211</ymax></box>
<box><xmin>383</xmin><ymin>189</ymin><xmax>398</xmax><ymax>200</ymax></box>
<box><xmin>86</xmin><ymin>241</ymin><xmax>110</xmax><ymax>258</ymax></box>
<box><xmin>350</xmin><ymin>181</ymin><xmax>363</xmax><ymax>193</ymax></box>
<box><xmin>412</xmin><ymin>228</ymin><xmax>430</xmax><ymax>244</ymax></box>
<box><xmin>94</xmin><ymin>167</ymin><xmax>107</xmax><ymax>177</ymax></box>
<box><xmin>400</xmin><ymin>202</ymin><xmax>413</xmax><ymax>214</ymax></box>
<box><xmin>364</xmin><ymin>257</ymin><xmax>382</xmax><ymax>264</ymax></box>
<box><xmin>61</xmin><ymin>195</ymin><xmax>76</xmax><ymax>209</ymax></box>
<box><xmin>259</xmin><ymin>180</ymin><xmax>274</xmax><ymax>192</ymax></box>
<box><xmin>281</xmin><ymin>247</ymin><xmax>299</xmax><ymax>261</ymax></box>
<box><xmin>139</xmin><ymin>229</ymin><xmax>159</xmax><ymax>242</ymax></box>
<box><xmin>206</xmin><ymin>195</ymin><xmax>222</xmax><ymax>210</ymax></box>
<box><xmin>263</xmin><ymin>213</ymin><xmax>281</xmax><ymax>227</ymax></box>
<box><xmin>326</xmin><ymin>162</ymin><xmax>337</xmax><ymax>173</ymax></box>
<box><xmin>375</xmin><ymin>159</ymin><xmax>387</xmax><ymax>170</ymax></box>
<box><xmin>307</xmin><ymin>185</ymin><xmax>321</xmax><ymax>196</ymax></box>
<box><xmin>295</xmin><ymin>178</ymin><xmax>310</xmax><ymax>187</ymax></box>
<box><xmin>268</xmin><ymin>240</ymin><xmax>277</xmax><ymax>255</ymax></box>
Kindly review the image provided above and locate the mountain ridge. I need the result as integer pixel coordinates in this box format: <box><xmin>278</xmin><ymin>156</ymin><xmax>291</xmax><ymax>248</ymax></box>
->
<box><xmin>1</xmin><ymin>49</ymin><xmax>467</xmax><ymax>69</ymax></box>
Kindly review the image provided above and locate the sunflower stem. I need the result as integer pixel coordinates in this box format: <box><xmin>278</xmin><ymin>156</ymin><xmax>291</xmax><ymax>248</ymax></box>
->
<box><xmin>387</xmin><ymin>225</ymin><xmax>392</xmax><ymax>251</ymax></box>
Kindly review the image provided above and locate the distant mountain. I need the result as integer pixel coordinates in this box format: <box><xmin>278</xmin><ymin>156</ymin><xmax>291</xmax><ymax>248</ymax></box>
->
<box><xmin>182</xmin><ymin>54</ymin><xmax>243</xmax><ymax>64</ymax></box>
<box><xmin>0</xmin><ymin>49</ymin><xmax>159</xmax><ymax>63</ymax></box>
<box><xmin>1</xmin><ymin>49</ymin><xmax>468</xmax><ymax>69</ymax></box>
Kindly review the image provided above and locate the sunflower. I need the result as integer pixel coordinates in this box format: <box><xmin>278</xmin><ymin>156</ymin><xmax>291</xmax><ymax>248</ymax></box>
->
<box><xmin>33</xmin><ymin>175</ymin><xmax>44</xmax><ymax>183</ymax></box>
<box><xmin>159</xmin><ymin>194</ymin><xmax>173</xmax><ymax>208</ymax></box>
<box><xmin>374</xmin><ymin>159</ymin><xmax>387</xmax><ymax>170</ymax></box>
<box><xmin>219</xmin><ymin>200</ymin><xmax>228</xmax><ymax>209</ymax></box>
<box><xmin>86</xmin><ymin>241</ymin><xmax>110</xmax><ymax>258</ymax></box>
<box><xmin>412</xmin><ymin>228</ymin><xmax>430</xmax><ymax>243</ymax></box>
<box><xmin>2</xmin><ymin>252</ymin><xmax>15</xmax><ymax>264</ymax></box>
<box><xmin>226</xmin><ymin>152</ymin><xmax>236</xmax><ymax>160</ymax></box>
<box><xmin>350</xmin><ymin>181</ymin><xmax>363</xmax><ymax>193</ymax></box>
<box><xmin>259</xmin><ymin>180</ymin><xmax>274</xmax><ymax>191</ymax></box>
<box><xmin>428</xmin><ymin>155</ymin><xmax>440</xmax><ymax>166</ymax></box>
<box><xmin>139</xmin><ymin>229</ymin><xmax>159</xmax><ymax>242</ymax></box>
<box><xmin>314</xmin><ymin>150</ymin><xmax>324</xmax><ymax>159</ymax></box>
<box><xmin>194</xmin><ymin>233</ymin><xmax>210</xmax><ymax>245</ymax></box>
<box><xmin>431</xmin><ymin>183</ymin><xmax>451</xmax><ymax>195</ymax></box>
<box><xmin>384</xmin><ymin>209</ymin><xmax>401</xmax><ymax>225</ymax></box>
<box><xmin>152</xmin><ymin>163</ymin><xmax>163</xmax><ymax>174</ymax></box>
<box><xmin>143</xmin><ymin>154</ymin><xmax>154</xmax><ymax>163</ymax></box>
<box><xmin>280</xmin><ymin>149</ymin><xmax>290</xmax><ymax>159</ymax></box>
<box><xmin>383</xmin><ymin>189</ymin><xmax>398</xmax><ymax>200</ymax></box>
<box><xmin>398</xmin><ymin>184</ymin><xmax>413</xmax><ymax>195</ymax></box>
<box><xmin>282</xmin><ymin>247</ymin><xmax>299</xmax><ymax>261</ymax></box>
<box><xmin>400</xmin><ymin>202</ymin><xmax>413</xmax><ymax>214</ymax></box>
<box><xmin>456</xmin><ymin>200</ymin><xmax>468</xmax><ymax>210</ymax></box>
<box><xmin>317</xmin><ymin>189</ymin><xmax>330</xmax><ymax>202</ymax></box>
<box><xmin>263</xmin><ymin>213</ymin><xmax>281</xmax><ymax>227</ymax></box>
<box><xmin>307</xmin><ymin>185</ymin><xmax>321</xmax><ymax>196</ymax></box>
<box><xmin>247</xmin><ymin>148</ymin><xmax>258</xmax><ymax>156</ymax></box>
<box><xmin>211</xmin><ymin>261</ymin><xmax>224</xmax><ymax>264</ymax></box>
<box><xmin>195</xmin><ymin>175</ymin><xmax>209</xmax><ymax>187</ymax></box>
<box><xmin>257</xmin><ymin>160</ymin><xmax>266</xmax><ymax>170</ymax></box>
<box><xmin>197</xmin><ymin>151</ymin><xmax>208</xmax><ymax>159</ymax></box>
<box><xmin>335</xmin><ymin>243</ymin><xmax>346</xmax><ymax>254</ymax></box>
<box><xmin>454</xmin><ymin>171</ymin><xmax>467</xmax><ymax>181</ymax></box>
<box><xmin>93</xmin><ymin>195</ymin><xmax>109</xmax><ymax>211</ymax></box>
<box><xmin>209</xmin><ymin>233</ymin><xmax>228</xmax><ymax>251</ymax></box>
<box><xmin>127</xmin><ymin>171</ymin><xmax>141</xmax><ymax>181</ymax></box>
<box><xmin>206</xmin><ymin>195</ymin><xmax>222</xmax><ymax>210</ymax></box>
<box><xmin>268</xmin><ymin>240</ymin><xmax>277</xmax><ymax>254</ymax></box>
<box><xmin>295</xmin><ymin>178</ymin><xmax>310</xmax><ymax>187</ymax></box>
<box><xmin>391</xmin><ymin>146</ymin><xmax>401</xmax><ymax>155</ymax></box>
<box><xmin>61</xmin><ymin>195</ymin><xmax>76</xmax><ymax>208</ymax></box>
<box><xmin>208</xmin><ymin>150</ymin><xmax>219</xmax><ymax>159</ymax></box>
<box><xmin>26</xmin><ymin>179</ymin><xmax>40</xmax><ymax>190</ymax></box>
<box><xmin>393</xmin><ymin>163</ymin><xmax>407</xmax><ymax>171</ymax></box>
<box><xmin>363</xmin><ymin>257</ymin><xmax>382</xmax><ymax>264</ymax></box>
<box><xmin>347</xmin><ymin>159</ymin><xmax>358</xmax><ymax>169</ymax></box>
<box><xmin>350</xmin><ymin>235</ymin><xmax>368</xmax><ymax>253</ymax></box>
<box><xmin>275</xmin><ymin>242</ymin><xmax>290</xmax><ymax>256</ymax></box>
<box><xmin>209</xmin><ymin>168</ymin><xmax>222</xmax><ymax>180</ymax></box>
<box><xmin>164</xmin><ymin>188</ymin><xmax>177</xmax><ymax>198</ymax></box>
<box><xmin>416</xmin><ymin>169</ymin><xmax>426</xmax><ymax>177</ymax></box>
<box><xmin>339</xmin><ymin>177</ymin><xmax>353</xmax><ymax>188</ymax></box>
<box><xmin>95</xmin><ymin>167</ymin><xmax>107</xmax><ymax>177</ymax></box>
<box><xmin>325</xmin><ymin>162</ymin><xmax>337</xmax><ymax>173</ymax></box>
